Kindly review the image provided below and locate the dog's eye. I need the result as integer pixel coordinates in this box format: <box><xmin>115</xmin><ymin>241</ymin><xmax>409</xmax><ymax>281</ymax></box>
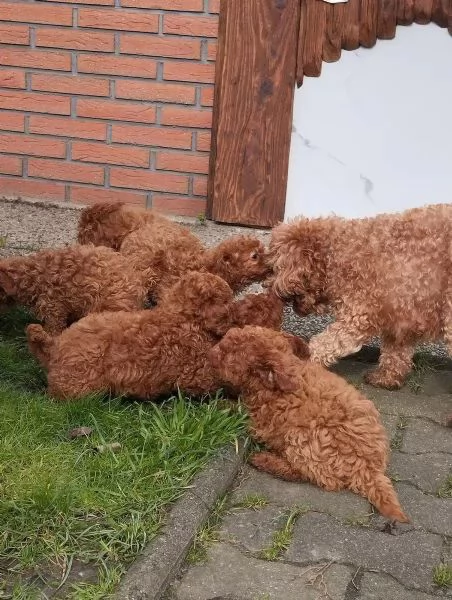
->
<box><xmin>250</xmin><ymin>251</ymin><xmax>258</xmax><ymax>260</ymax></box>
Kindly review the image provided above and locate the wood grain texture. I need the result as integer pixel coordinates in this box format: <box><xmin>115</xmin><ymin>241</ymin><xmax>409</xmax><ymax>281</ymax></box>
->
<box><xmin>323</xmin><ymin>2</ymin><xmax>346</xmax><ymax>62</ymax></box>
<box><xmin>431</xmin><ymin>0</ymin><xmax>451</xmax><ymax>27</ymax></box>
<box><xmin>377</xmin><ymin>0</ymin><xmax>397</xmax><ymax>38</ymax></box>
<box><xmin>210</xmin><ymin>0</ymin><xmax>300</xmax><ymax>227</ymax></box>
<box><xmin>296</xmin><ymin>0</ymin><xmax>307</xmax><ymax>87</ymax></box>
<box><xmin>360</xmin><ymin>0</ymin><xmax>379</xmax><ymax>47</ymax></box>
<box><xmin>414</xmin><ymin>0</ymin><xmax>434</xmax><ymax>22</ymax></box>
<box><xmin>342</xmin><ymin>0</ymin><xmax>361</xmax><ymax>50</ymax></box>
<box><xmin>397</xmin><ymin>0</ymin><xmax>415</xmax><ymax>24</ymax></box>
<box><xmin>303</xmin><ymin>0</ymin><xmax>327</xmax><ymax>77</ymax></box>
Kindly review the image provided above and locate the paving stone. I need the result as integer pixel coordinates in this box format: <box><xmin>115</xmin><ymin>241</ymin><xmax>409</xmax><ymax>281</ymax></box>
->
<box><xmin>366</xmin><ymin>390</ymin><xmax>452</xmax><ymax>425</ymax></box>
<box><xmin>286</xmin><ymin>512</ymin><xmax>443</xmax><ymax>592</ymax></box>
<box><xmin>358</xmin><ymin>572</ymin><xmax>440</xmax><ymax>600</ymax></box>
<box><xmin>219</xmin><ymin>506</ymin><xmax>287</xmax><ymax>553</ymax></box>
<box><xmin>421</xmin><ymin>370</ymin><xmax>452</xmax><ymax>396</ymax></box>
<box><xmin>370</xmin><ymin>483</ymin><xmax>452</xmax><ymax>536</ymax></box>
<box><xmin>173</xmin><ymin>542</ymin><xmax>351</xmax><ymax>600</ymax></box>
<box><xmin>389</xmin><ymin>451</ymin><xmax>452</xmax><ymax>494</ymax></box>
<box><xmin>401</xmin><ymin>419</ymin><xmax>452</xmax><ymax>454</ymax></box>
<box><xmin>381</xmin><ymin>414</ymin><xmax>400</xmax><ymax>442</ymax></box>
<box><xmin>231</xmin><ymin>467</ymin><xmax>371</xmax><ymax>520</ymax></box>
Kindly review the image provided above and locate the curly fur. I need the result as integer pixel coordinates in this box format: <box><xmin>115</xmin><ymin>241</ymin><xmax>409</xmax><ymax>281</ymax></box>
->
<box><xmin>269</xmin><ymin>204</ymin><xmax>452</xmax><ymax>389</ymax></box>
<box><xmin>209</xmin><ymin>326</ymin><xmax>408</xmax><ymax>523</ymax></box>
<box><xmin>27</xmin><ymin>273</ymin><xmax>289</xmax><ymax>401</ymax></box>
<box><xmin>0</xmin><ymin>245</ymin><xmax>146</xmax><ymax>334</ymax></box>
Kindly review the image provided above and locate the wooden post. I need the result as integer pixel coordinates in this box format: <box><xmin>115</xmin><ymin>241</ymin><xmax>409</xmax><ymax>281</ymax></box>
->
<box><xmin>207</xmin><ymin>0</ymin><xmax>301</xmax><ymax>228</ymax></box>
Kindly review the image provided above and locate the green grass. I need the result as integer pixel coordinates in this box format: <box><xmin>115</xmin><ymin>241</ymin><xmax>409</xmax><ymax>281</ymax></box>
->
<box><xmin>437</xmin><ymin>475</ymin><xmax>452</xmax><ymax>499</ymax></box>
<box><xmin>433</xmin><ymin>563</ymin><xmax>452</xmax><ymax>588</ymax></box>
<box><xmin>259</xmin><ymin>506</ymin><xmax>307</xmax><ymax>561</ymax></box>
<box><xmin>0</xmin><ymin>307</ymin><xmax>247</xmax><ymax>598</ymax></box>
<box><xmin>390</xmin><ymin>417</ymin><xmax>408</xmax><ymax>450</ymax></box>
<box><xmin>186</xmin><ymin>495</ymin><xmax>229</xmax><ymax>565</ymax></box>
<box><xmin>232</xmin><ymin>493</ymin><xmax>269</xmax><ymax>511</ymax></box>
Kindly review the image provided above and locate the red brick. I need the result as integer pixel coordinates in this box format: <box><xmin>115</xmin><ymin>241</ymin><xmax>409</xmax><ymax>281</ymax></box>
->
<box><xmin>153</xmin><ymin>194</ymin><xmax>206</xmax><ymax>217</ymax></box>
<box><xmin>72</xmin><ymin>141</ymin><xmax>149</xmax><ymax>167</ymax></box>
<box><xmin>0</xmin><ymin>2</ymin><xmax>72</xmax><ymax>25</ymax></box>
<box><xmin>28</xmin><ymin>158</ymin><xmax>104</xmax><ymax>184</ymax></box>
<box><xmin>70</xmin><ymin>185</ymin><xmax>147</xmax><ymax>206</ymax></box>
<box><xmin>120</xmin><ymin>34</ymin><xmax>201</xmax><ymax>59</ymax></box>
<box><xmin>112</xmin><ymin>124</ymin><xmax>192</xmax><ymax>149</ymax></box>
<box><xmin>193</xmin><ymin>176</ymin><xmax>207</xmax><ymax>196</ymax></box>
<box><xmin>156</xmin><ymin>151</ymin><xmax>209</xmax><ymax>174</ymax></box>
<box><xmin>0</xmin><ymin>70</ymin><xmax>26</xmax><ymax>89</ymax></box>
<box><xmin>0</xmin><ymin>48</ymin><xmax>71</xmax><ymax>71</ymax></box>
<box><xmin>0</xmin><ymin>133</ymin><xmax>66</xmax><ymax>158</ymax></box>
<box><xmin>197</xmin><ymin>131</ymin><xmax>211</xmax><ymax>152</ymax></box>
<box><xmin>200</xmin><ymin>87</ymin><xmax>214</xmax><ymax>107</ymax></box>
<box><xmin>77</xmin><ymin>99</ymin><xmax>156</xmax><ymax>124</ymax></box>
<box><xmin>29</xmin><ymin>115</ymin><xmax>107</xmax><ymax>141</ymax></box>
<box><xmin>110</xmin><ymin>167</ymin><xmax>189</xmax><ymax>193</ymax></box>
<box><xmin>78</xmin><ymin>54</ymin><xmax>156</xmax><ymax>78</ymax></box>
<box><xmin>163</xmin><ymin>15</ymin><xmax>218</xmax><ymax>37</ymax></box>
<box><xmin>0</xmin><ymin>24</ymin><xmax>29</xmax><ymax>45</ymax></box>
<box><xmin>163</xmin><ymin>61</ymin><xmax>215</xmax><ymax>84</ymax></box>
<box><xmin>36</xmin><ymin>28</ymin><xmax>114</xmax><ymax>52</ymax></box>
<box><xmin>0</xmin><ymin>155</ymin><xmax>22</xmax><ymax>176</ymax></box>
<box><xmin>31</xmin><ymin>74</ymin><xmax>109</xmax><ymax>97</ymax></box>
<box><xmin>45</xmin><ymin>0</ymin><xmax>114</xmax><ymax>5</ymax></box>
<box><xmin>209</xmin><ymin>0</ymin><xmax>220</xmax><ymax>13</ymax></box>
<box><xmin>207</xmin><ymin>41</ymin><xmax>217</xmax><ymax>61</ymax></box>
<box><xmin>0</xmin><ymin>111</ymin><xmax>25</xmax><ymax>132</ymax></box>
<box><xmin>0</xmin><ymin>90</ymin><xmax>70</xmax><ymax>115</ymax></box>
<box><xmin>160</xmin><ymin>106</ymin><xmax>212</xmax><ymax>128</ymax></box>
<box><xmin>79</xmin><ymin>8</ymin><xmax>158</xmax><ymax>32</ymax></box>
<box><xmin>120</xmin><ymin>0</ymin><xmax>203</xmax><ymax>9</ymax></box>
<box><xmin>0</xmin><ymin>175</ymin><xmax>66</xmax><ymax>201</ymax></box>
<box><xmin>115</xmin><ymin>80</ymin><xmax>195</xmax><ymax>104</ymax></box>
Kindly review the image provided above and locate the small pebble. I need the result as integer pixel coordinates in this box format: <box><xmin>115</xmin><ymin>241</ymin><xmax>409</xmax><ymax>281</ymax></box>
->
<box><xmin>94</xmin><ymin>442</ymin><xmax>122</xmax><ymax>454</ymax></box>
<box><xmin>68</xmin><ymin>426</ymin><xmax>93</xmax><ymax>439</ymax></box>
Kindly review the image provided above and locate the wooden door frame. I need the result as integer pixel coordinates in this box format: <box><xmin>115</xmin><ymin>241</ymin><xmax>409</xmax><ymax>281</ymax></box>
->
<box><xmin>206</xmin><ymin>0</ymin><xmax>301</xmax><ymax>228</ymax></box>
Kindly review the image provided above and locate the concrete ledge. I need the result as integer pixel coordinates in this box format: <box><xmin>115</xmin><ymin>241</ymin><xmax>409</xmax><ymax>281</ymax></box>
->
<box><xmin>115</xmin><ymin>441</ymin><xmax>247</xmax><ymax>600</ymax></box>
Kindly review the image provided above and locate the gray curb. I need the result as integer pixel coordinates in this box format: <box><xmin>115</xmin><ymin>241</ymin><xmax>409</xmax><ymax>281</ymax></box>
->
<box><xmin>115</xmin><ymin>440</ymin><xmax>247</xmax><ymax>600</ymax></box>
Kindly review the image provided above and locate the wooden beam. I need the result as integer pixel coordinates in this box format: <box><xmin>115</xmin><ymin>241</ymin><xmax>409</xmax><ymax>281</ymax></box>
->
<box><xmin>207</xmin><ymin>0</ymin><xmax>300</xmax><ymax>228</ymax></box>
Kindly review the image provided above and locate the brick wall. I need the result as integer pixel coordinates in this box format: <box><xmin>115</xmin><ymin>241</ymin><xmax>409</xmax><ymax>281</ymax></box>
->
<box><xmin>0</xmin><ymin>0</ymin><xmax>220</xmax><ymax>216</ymax></box>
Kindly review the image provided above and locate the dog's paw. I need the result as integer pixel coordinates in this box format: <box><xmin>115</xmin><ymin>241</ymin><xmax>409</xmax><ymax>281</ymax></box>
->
<box><xmin>364</xmin><ymin>369</ymin><xmax>404</xmax><ymax>390</ymax></box>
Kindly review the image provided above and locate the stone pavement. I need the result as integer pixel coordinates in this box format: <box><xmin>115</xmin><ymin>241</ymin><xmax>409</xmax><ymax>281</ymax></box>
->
<box><xmin>165</xmin><ymin>354</ymin><xmax>452</xmax><ymax>600</ymax></box>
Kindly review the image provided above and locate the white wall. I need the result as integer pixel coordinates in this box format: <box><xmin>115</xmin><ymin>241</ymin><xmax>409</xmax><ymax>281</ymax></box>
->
<box><xmin>285</xmin><ymin>24</ymin><xmax>452</xmax><ymax>220</ymax></box>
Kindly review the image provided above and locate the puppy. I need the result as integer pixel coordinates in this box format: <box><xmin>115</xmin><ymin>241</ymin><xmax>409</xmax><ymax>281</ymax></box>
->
<box><xmin>27</xmin><ymin>272</ymin><xmax>289</xmax><ymax>401</ymax></box>
<box><xmin>209</xmin><ymin>326</ymin><xmax>408</xmax><ymax>523</ymax></box>
<box><xmin>269</xmin><ymin>204</ymin><xmax>452</xmax><ymax>389</ymax></box>
<box><xmin>0</xmin><ymin>245</ymin><xmax>147</xmax><ymax>334</ymax></box>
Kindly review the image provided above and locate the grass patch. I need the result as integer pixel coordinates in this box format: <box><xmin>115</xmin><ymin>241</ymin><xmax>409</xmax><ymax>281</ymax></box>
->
<box><xmin>186</xmin><ymin>495</ymin><xmax>229</xmax><ymax>565</ymax></box>
<box><xmin>259</xmin><ymin>506</ymin><xmax>307</xmax><ymax>561</ymax></box>
<box><xmin>0</xmin><ymin>307</ymin><xmax>247</xmax><ymax>597</ymax></box>
<box><xmin>233</xmin><ymin>494</ymin><xmax>269</xmax><ymax>511</ymax></box>
<box><xmin>406</xmin><ymin>353</ymin><xmax>441</xmax><ymax>394</ymax></box>
<box><xmin>390</xmin><ymin>417</ymin><xmax>408</xmax><ymax>450</ymax></box>
<box><xmin>433</xmin><ymin>563</ymin><xmax>452</xmax><ymax>588</ymax></box>
<box><xmin>437</xmin><ymin>475</ymin><xmax>452</xmax><ymax>499</ymax></box>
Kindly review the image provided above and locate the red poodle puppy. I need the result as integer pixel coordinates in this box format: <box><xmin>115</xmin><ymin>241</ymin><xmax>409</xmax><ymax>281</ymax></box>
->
<box><xmin>209</xmin><ymin>326</ymin><xmax>409</xmax><ymax>523</ymax></box>
<box><xmin>78</xmin><ymin>202</ymin><xmax>270</xmax><ymax>299</ymax></box>
<box><xmin>269</xmin><ymin>204</ymin><xmax>452</xmax><ymax>389</ymax></box>
<box><xmin>0</xmin><ymin>245</ymin><xmax>147</xmax><ymax>334</ymax></box>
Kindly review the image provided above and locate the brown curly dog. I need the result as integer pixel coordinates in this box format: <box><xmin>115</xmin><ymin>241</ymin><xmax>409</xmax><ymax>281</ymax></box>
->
<box><xmin>269</xmin><ymin>204</ymin><xmax>452</xmax><ymax>389</ymax></box>
<box><xmin>78</xmin><ymin>202</ymin><xmax>270</xmax><ymax>299</ymax></box>
<box><xmin>0</xmin><ymin>245</ymin><xmax>146</xmax><ymax>334</ymax></box>
<box><xmin>26</xmin><ymin>273</ymin><xmax>291</xmax><ymax>401</ymax></box>
<box><xmin>209</xmin><ymin>326</ymin><xmax>409</xmax><ymax>523</ymax></box>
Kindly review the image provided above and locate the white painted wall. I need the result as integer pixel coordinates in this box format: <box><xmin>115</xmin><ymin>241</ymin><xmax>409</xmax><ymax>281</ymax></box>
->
<box><xmin>285</xmin><ymin>24</ymin><xmax>452</xmax><ymax>220</ymax></box>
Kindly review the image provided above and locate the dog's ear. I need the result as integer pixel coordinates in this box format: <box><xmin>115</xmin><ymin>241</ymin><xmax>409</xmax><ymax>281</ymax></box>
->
<box><xmin>280</xmin><ymin>333</ymin><xmax>310</xmax><ymax>360</ymax></box>
<box><xmin>0</xmin><ymin>267</ymin><xmax>16</xmax><ymax>296</ymax></box>
<box><xmin>253</xmin><ymin>354</ymin><xmax>299</xmax><ymax>393</ymax></box>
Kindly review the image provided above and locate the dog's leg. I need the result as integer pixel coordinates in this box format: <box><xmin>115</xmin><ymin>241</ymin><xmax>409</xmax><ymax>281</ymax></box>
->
<box><xmin>249</xmin><ymin>451</ymin><xmax>301</xmax><ymax>482</ymax></box>
<box><xmin>364</xmin><ymin>339</ymin><xmax>414</xmax><ymax>390</ymax></box>
<box><xmin>309</xmin><ymin>320</ymin><xmax>368</xmax><ymax>367</ymax></box>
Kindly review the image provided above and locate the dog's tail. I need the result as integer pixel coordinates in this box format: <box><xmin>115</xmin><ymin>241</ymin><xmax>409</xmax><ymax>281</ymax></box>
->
<box><xmin>352</xmin><ymin>471</ymin><xmax>409</xmax><ymax>523</ymax></box>
<box><xmin>26</xmin><ymin>324</ymin><xmax>54</xmax><ymax>369</ymax></box>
